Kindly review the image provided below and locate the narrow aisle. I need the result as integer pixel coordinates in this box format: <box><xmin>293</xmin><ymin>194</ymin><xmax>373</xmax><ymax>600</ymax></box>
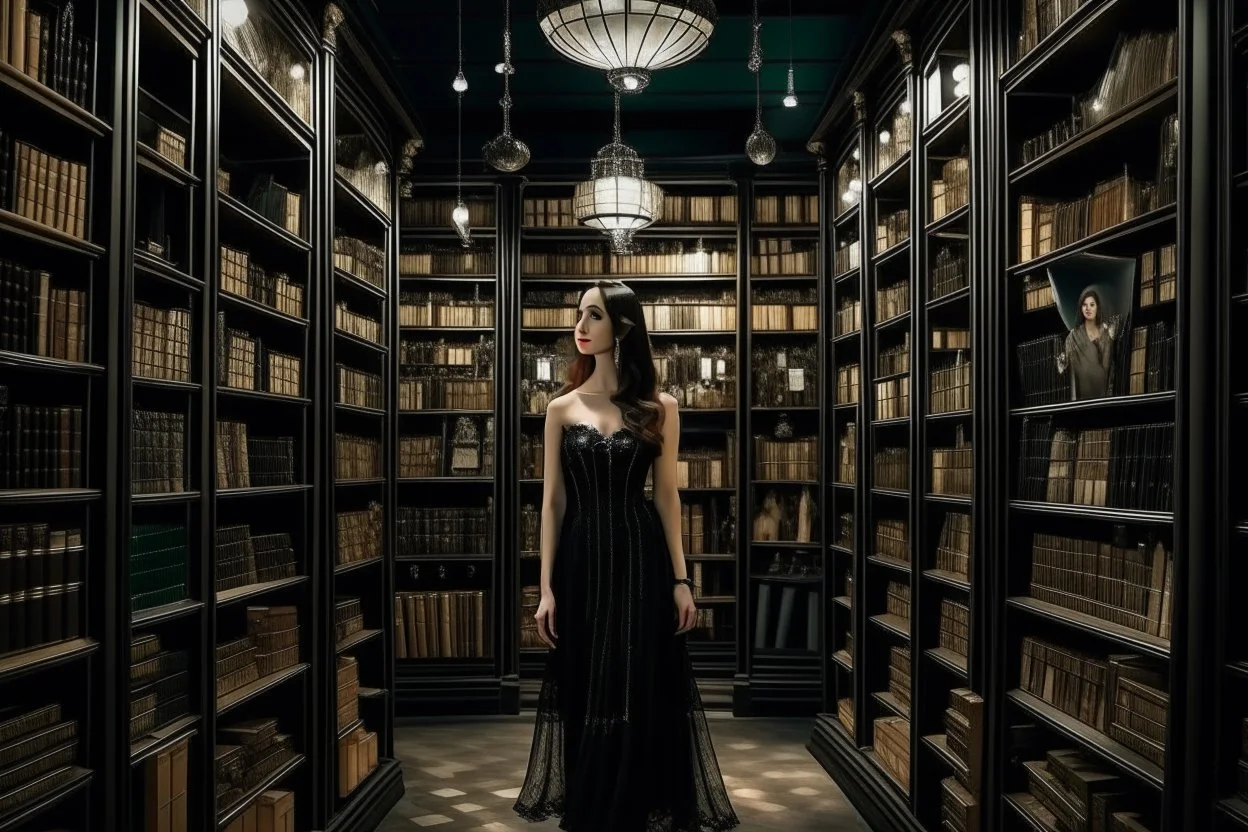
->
<box><xmin>379</xmin><ymin>714</ymin><xmax>870</xmax><ymax>831</ymax></box>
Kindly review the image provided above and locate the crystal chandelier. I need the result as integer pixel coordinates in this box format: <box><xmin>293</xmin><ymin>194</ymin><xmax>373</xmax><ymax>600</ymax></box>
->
<box><xmin>537</xmin><ymin>0</ymin><xmax>718</xmax><ymax>94</ymax></box>
<box><xmin>483</xmin><ymin>0</ymin><xmax>531</xmax><ymax>172</ymax></box>
<box><xmin>574</xmin><ymin>92</ymin><xmax>664</xmax><ymax>254</ymax></box>
<box><xmin>451</xmin><ymin>0</ymin><xmax>470</xmax><ymax>245</ymax></box>
<box><xmin>745</xmin><ymin>0</ymin><xmax>776</xmax><ymax>165</ymax></box>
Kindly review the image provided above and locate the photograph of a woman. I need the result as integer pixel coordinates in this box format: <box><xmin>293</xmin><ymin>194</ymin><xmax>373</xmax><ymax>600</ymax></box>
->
<box><xmin>512</xmin><ymin>280</ymin><xmax>740</xmax><ymax>832</ymax></box>
<box><xmin>1047</xmin><ymin>253</ymin><xmax>1136</xmax><ymax>402</ymax></box>
<box><xmin>1057</xmin><ymin>288</ymin><xmax>1117</xmax><ymax>400</ymax></box>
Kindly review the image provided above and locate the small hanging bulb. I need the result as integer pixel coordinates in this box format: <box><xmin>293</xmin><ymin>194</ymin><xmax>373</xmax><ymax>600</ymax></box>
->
<box><xmin>852</xmin><ymin>147</ymin><xmax>860</xmax><ymax>161</ymax></box>
<box><xmin>288</xmin><ymin>63</ymin><xmax>305</xmax><ymax>81</ymax></box>
<box><xmin>783</xmin><ymin>66</ymin><xmax>798</xmax><ymax>108</ymax></box>
<box><xmin>849</xmin><ymin>178</ymin><xmax>862</xmax><ymax>193</ymax></box>
<box><xmin>452</xmin><ymin>72</ymin><xmax>468</xmax><ymax>93</ymax></box>
<box><xmin>452</xmin><ymin>202</ymin><xmax>470</xmax><ymax>225</ymax></box>
<box><xmin>879</xmin><ymin>129</ymin><xmax>891</xmax><ymax>144</ymax></box>
<box><xmin>220</xmin><ymin>0</ymin><xmax>248</xmax><ymax>27</ymax></box>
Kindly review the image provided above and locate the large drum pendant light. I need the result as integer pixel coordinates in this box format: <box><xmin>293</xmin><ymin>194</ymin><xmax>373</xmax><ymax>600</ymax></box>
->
<box><xmin>536</xmin><ymin>0</ymin><xmax>718</xmax><ymax>94</ymax></box>
<box><xmin>573</xmin><ymin>92</ymin><xmax>664</xmax><ymax>254</ymax></box>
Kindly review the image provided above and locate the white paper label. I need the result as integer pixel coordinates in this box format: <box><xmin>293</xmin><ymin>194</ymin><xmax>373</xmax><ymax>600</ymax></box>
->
<box><xmin>788</xmin><ymin>368</ymin><xmax>806</xmax><ymax>392</ymax></box>
<box><xmin>716</xmin><ymin>358</ymin><xmax>727</xmax><ymax>379</ymax></box>
<box><xmin>776</xmin><ymin>351</ymin><xmax>788</xmax><ymax>369</ymax></box>
<box><xmin>536</xmin><ymin>358</ymin><xmax>552</xmax><ymax>382</ymax></box>
<box><xmin>700</xmin><ymin>357</ymin><xmax>713</xmax><ymax>380</ymax></box>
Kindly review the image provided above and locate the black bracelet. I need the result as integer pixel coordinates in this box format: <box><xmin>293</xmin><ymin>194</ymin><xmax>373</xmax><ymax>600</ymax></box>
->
<box><xmin>674</xmin><ymin>577</ymin><xmax>695</xmax><ymax>589</ymax></box>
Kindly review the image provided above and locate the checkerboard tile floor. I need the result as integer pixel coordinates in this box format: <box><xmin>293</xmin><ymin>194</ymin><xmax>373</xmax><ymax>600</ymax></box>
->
<box><xmin>379</xmin><ymin>713</ymin><xmax>870</xmax><ymax>832</ymax></box>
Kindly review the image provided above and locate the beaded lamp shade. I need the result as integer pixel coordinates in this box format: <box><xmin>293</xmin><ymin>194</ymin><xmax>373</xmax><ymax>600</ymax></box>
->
<box><xmin>536</xmin><ymin>0</ymin><xmax>718</xmax><ymax>93</ymax></box>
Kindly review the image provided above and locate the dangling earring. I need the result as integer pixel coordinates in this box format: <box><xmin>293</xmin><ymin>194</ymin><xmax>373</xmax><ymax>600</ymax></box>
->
<box><xmin>613</xmin><ymin>338</ymin><xmax>621</xmax><ymax>369</ymax></box>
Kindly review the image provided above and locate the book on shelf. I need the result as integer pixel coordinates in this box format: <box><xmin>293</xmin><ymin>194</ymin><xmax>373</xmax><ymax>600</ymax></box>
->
<box><xmin>137</xmin><ymin>108</ymin><xmax>187</xmax><ymax>170</ymax></box>
<box><xmin>134</xmin><ymin>302</ymin><xmax>191</xmax><ymax>382</ymax></box>
<box><xmin>939</xmin><ymin>598</ymin><xmax>971</xmax><ymax>659</ymax></box>
<box><xmin>1028</xmin><ymin>530</ymin><xmax>1172</xmax><ymax>640</ymax></box>
<box><xmin>216</xmin><ymin>314</ymin><xmax>302</xmax><ymax>398</ymax></box>
<box><xmin>836</xmin><ymin>423</ymin><xmax>857</xmax><ymax>484</ymax></box>
<box><xmin>338</xmin><ymin>720</ymin><xmax>380</xmax><ymax>798</ymax></box>
<box><xmin>128</xmin><ymin>523</ymin><xmax>188</xmax><ymax>611</ymax></box>
<box><xmin>403</xmin><ymin>196</ymin><xmax>495</xmax><ymax>228</ymax></box>
<box><xmin>395</xmin><ymin>590</ymin><xmax>490</xmax><ymax>658</ymax></box>
<box><xmin>837</xmin><ymin>363</ymin><xmax>861</xmax><ymax>405</ymax></box>
<box><xmin>0</xmin><ymin>0</ymin><xmax>93</xmax><ymax>107</ymax></box>
<box><xmin>1137</xmin><ymin>245</ymin><xmax>1176</xmax><ymax>307</ymax></box>
<box><xmin>751</xmin><ymin>287</ymin><xmax>817</xmax><ymax>331</ymax></box>
<box><xmin>884</xmin><ymin>579</ymin><xmax>911</xmax><ymax>625</ymax></box>
<box><xmin>931</xmin><ymin>351</ymin><xmax>972</xmax><ymax>414</ymax></box>
<box><xmin>753</xmin><ymin>434</ymin><xmax>818</xmax><ymax>482</ymax></box>
<box><xmin>874</xmin><ymin>446</ymin><xmax>909</xmax><ymax>490</ymax></box>
<box><xmin>935</xmin><ymin>511</ymin><xmax>972</xmax><ymax>580</ymax></box>
<box><xmin>402</xmin><ymin>288</ymin><xmax>494</xmax><ymax>328</ymax></box>
<box><xmin>143</xmin><ymin>736</ymin><xmax>190</xmax><ymax>832</ymax></box>
<box><xmin>1</xmin><ymin>259</ymin><xmax>87</xmax><ymax>361</ymax></box>
<box><xmin>0</xmin><ymin>129</ymin><xmax>88</xmax><ymax>239</ymax></box>
<box><xmin>887</xmin><ymin>646</ymin><xmax>912</xmax><ymax>711</ymax></box>
<box><xmin>654</xmin><ymin>343</ymin><xmax>736</xmax><ymax>409</ymax></box>
<box><xmin>0</xmin><ymin>705</ymin><xmax>83</xmax><ymax>817</ymax></box>
<box><xmin>874</xmin><ymin>715</ymin><xmax>911</xmax><ymax>792</ymax></box>
<box><xmin>244</xmin><ymin>175</ymin><xmax>303</xmax><ymax>239</ymax></box>
<box><xmin>400</xmin><ymin>243</ymin><xmax>495</xmax><ymax>277</ymax></box>
<box><xmin>875</xmin><ymin>278</ymin><xmax>910</xmax><ymax>323</ymax></box>
<box><xmin>753</xmin><ymin>194</ymin><xmax>818</xmax><ymax>226</ymax></box>
<box><xmin>837</xmin><ymin>698</ymin><xmax>854</xmax><ymax>738</ymax></box>
<box><xmin>876</xmin><ymin>208</ymin><xmax>910</xmax><ymax>254</ymax></box>
<box><xmin>219</xmin><ymin>244</ymin><xmax>306</xmax><ymax>319</ymax></box>
<box><xmin>835</xmin><ymin>239</ymin><xmax>861</xmax><ymax>276</ymax></box>
<box><xmin>1016</xmin><ymin>418</ymin><xmax>1174</xmax><ymax>511</ymax></box>
<box><xmin>932</xmin><ymin>427</ymin><xmax>973</xmax><ymax>497</ymax></box>
<box><xmin>215</xmin><ymin>721</ymin><xmax>298</xmax><ymax>813</ymax></box>
<box><xmin>875</xmin><ymin>377</ymin><xmax>911</xmax><ymax>422</ymax></box>
<box><xmin>335</xmin><ymin>153</ymin><xmax>391</xmax><ymax>216</ymax></box>
<box><xmin>753</xmin><ymin>344</ymin><xmax>817</xmax><ymax>407</ymax></box>
<box><xmin>874</xmin><ymin>518</ymin><xmax>909</xmax><ymax>564</ymax></box>
<box><xmin>835</xmin><ymin>295</ymin><xmax>861</xmax><ymax>336</ymax></box>
<box><xmin>0</xmin><ymin>523</ymin><xmax>82</xmax><ymax>656</ymax></box>
<box><xmin>0</xmin><ymin>386</ymin><xmax>83</xmax><ymax>489</ymax></box>
<box><xmin>336</xmin><ymin>503</ymin><xmax>382</xmax><ymax>567</ymax></box>
<box><xmin>130</xmin><ymin>634</ymin><xmax>190</xmax><ymax>741</ymax></box>
<box><xmin>334</xmin><ymin>434</ymin><xmax>381</xmax><ymax>481</ymax></box>
<box><xmin>1011</xmin><ymin>748</ymin><xmax>1158</xmax><ymax>832</ymax></box>
<box><xmin>335</xmin><ymin>303</ymin><xmax>382</xmax><ymax>346</ymax></box>
<box><xmin>751</xmin><ymin>238</ymin><xmax>817</xmax><ymax>276</ymax></box>
<box><xmin>873</xmin><ymin>102</ymin><xmax>913</xmax><ymax>177</ymax></box>
<box><xmin>333</xmin><ymin>235</ymin><xmax>387</xmax><ymax>290</ymax></box>
<box><xmin>337</xmin><ymin>364</ymin><xmax>382</xmax><ymax>410</ymax></box>
<box><xmin>215</xmin><ymin>421</ymin><xmax>295</xmax><ymax>489</ymax></box>
<box><xmin>931</xmin><ymin>157</ymin><xmax>970</xmax><ymax>220</ymax></box>
<box><xmin>336</xmin><ymin>656</ymin><xmax>360</xmax><ymax>732</ymax></box>
<box><xmin>397</xmin><ymin>504</ymin><xmax>492</xmax><ymax>557</ymax></box>
<box><xmin>932</xmin><ymin>245</ymin><xmax>969</xmax><ymax>300</ymax></box>
<box><xmin>1013</xmin><ymin>0</ymin><xmax>1085</xmax><ymax>64</ymax></box>
<box><xmin>214</xmin><ymin>525</ymin><xmax>297</xmax><ymax>594</ymax></box>
<box><xmin>944</xmin><ymin>687</ymin><xmax>984</xmax><ymax>795</ymax></box>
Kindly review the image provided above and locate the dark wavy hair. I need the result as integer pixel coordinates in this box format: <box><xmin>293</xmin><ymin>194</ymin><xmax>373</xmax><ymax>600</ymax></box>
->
<box><xmin>558</xmin><ymin>280</ymin><xmax>665</xmax><ymax>445</ymax></box>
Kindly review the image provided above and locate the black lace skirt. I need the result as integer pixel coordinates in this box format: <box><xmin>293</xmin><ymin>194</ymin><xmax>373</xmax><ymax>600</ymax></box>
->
<box><xmin>513</xmin><ymin>507</ymin><xmax>740</xmax><ymax>832</ymax></box>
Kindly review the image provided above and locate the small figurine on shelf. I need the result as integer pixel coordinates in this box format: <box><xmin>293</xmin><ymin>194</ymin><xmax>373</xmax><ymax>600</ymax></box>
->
<box><xmin>450</xmin><ymin>417</ymin><xmax>481</xmax><ymax>476</ymax></box>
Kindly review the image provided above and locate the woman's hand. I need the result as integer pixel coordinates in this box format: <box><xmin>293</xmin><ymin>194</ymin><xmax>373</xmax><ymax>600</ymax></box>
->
<box><xmin>535</xmin><ymin>592</ymin><xmax>558</xmax><ymax>648</ymax></box>
<box><xmin>674</xmin><ymin>584</ymin><xmax>697</xmax><ymax>634</ymax></box>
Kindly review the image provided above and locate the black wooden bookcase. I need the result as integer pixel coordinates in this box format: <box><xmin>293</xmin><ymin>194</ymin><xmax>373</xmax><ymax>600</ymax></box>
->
<box><xmin>806</xmin><ymin>0</ymin><xmax>1226</xmax><ymax>830</ymax></box>
<box><xmin>0</xmin><ymin>0</ymin><xmax>414</xmax><ymax>829</ymax></box>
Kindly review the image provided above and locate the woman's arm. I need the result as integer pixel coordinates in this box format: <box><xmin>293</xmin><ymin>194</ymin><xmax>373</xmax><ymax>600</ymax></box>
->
<box><xmin>651</xmin><ymin>394</ymin><xmax>687</xmax><ymax>580</ymax></box>
<box><xmin>539</xmin><ymin>398</ymin><xmax>568</xmax><ymax>597</ymax></box>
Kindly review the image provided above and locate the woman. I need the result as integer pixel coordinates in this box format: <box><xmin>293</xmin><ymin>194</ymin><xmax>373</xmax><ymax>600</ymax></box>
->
<box><xmin>1057</xmin><ymin>287</ymin><xmax>1117</xmax><ymax>400</ymax></box>
<box><xmin>514</xmin><ymin>280</ymin><xmax>740</xmax><ymax>832</ymax></box>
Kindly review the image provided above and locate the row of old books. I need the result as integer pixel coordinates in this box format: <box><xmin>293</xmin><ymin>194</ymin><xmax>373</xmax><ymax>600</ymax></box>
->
<box><xmin>936</xmin><ymin>511</ymin><xmax>972</xmax><ymax>580</ymax></box>
<box><xmin>399</xmin><ymin>245</ymin><xmax>495</xmax><ymax>277</ymax></box>
<box><xmin>1013</xmin><ymin>0</ymin><xmax>1083</xmax><ymax>63</ymax></box>
<box><xmin>836</xmin><ymin>422</ymin><xmax>856</xmax><ymax>483</ymax></box>
<box><xmin>932</xmin><ymin>431</ymin><xmax>973</xmax><ymax>497</ymax></box>
<box><xmin>334</xmin><ymin>302</ymin><xmax>382</xmax><ymax>346</ymax></box>
<box><xmin>931</xmin><ymin>352</ymin><xmax>973</xmax><ymax>414</ymax></box>
<box><xmin>751</xmin><ymin>288</ymin><xmax>818</xmax><ymax>331</ymax></box>
<box><xmin>129</xmin><ymin>633</ymin><xmax>190</xmax><ymax>744</ymax></box>
<box><xmin>1028</xmin><ymin>531</ymin><xmax>1173</xmax><ymax>640</ymax></box>
<box><xmin>334</xmin><ymin>155</ymin><xmax>390</xmax><ymax>215</ymax></box>
<box><xmin>143</xmin><ymin>735</ymin><xmax>190</xmax><ymax>832</ymax></box>
<box><xmin>753</xmin><ymin>435</ymin><xmax>818</xmax><ymax>482</ymax></box>
<box><xmin>875</xmin><ymin>715</ymin><xmax>911</xmax><ymax>792</ymax></box>
<box><xmin>162</xmin><ymin>394</ymin><xmax>211</xmax><ymax>479</ymax></box>
<box><xmin>1010</xmin><ymin>748</ymin><xmax>1155</xmax><ymax>832</ymax></box>
<box><xmin>394</xmin><ymin>590</ymin><xmax>490</xmax><ymax>659</ymax></box>
<box><xmin>399</xmin><ymin>336</ymin><xmax>494</xmax><ymax>375</ymax></box>
<box><xmin>333</xmin><ymin>234</ymin><xmax>387</xmax><ymax>291</ymax></box>
<box><xmin>337</xmin><ymin>364</ymin><xmax>383</xmax><ymax>411</ymax></box>
<box><xmin>940</xmin><ymin>689</ymin><xmax>985</xmax><ymax>832</ymax></box>
<box><xmin>753</xmin><ymin>582</ymin><xmax>820</xmax><ymax>651</ymax></box>
<box><xmin>0</xmin><ymin>703</ymin><xmax>82</xmax><ymax>818</ymax></box>
<box><xmin>215</xmin><ymin>421</ymin><xmax>296</xmax><ymax>490</ymax></box>
<box><xmin>753</xmin><ymin>344</ymin><xmax>818</xmax><ymax>408</ymax></box>
<box><xmin>0</xmin><ymin>129</ymin><xmax>89</xmax><ymax>239</ymax></box>
<box><xmin>1</xmin><ymin>0</ymin><xmax>93</xmax><ymax>107</ymax></box>
<box><xmin>835</xmin><ymin>295</ymin><xmax>862</xmax><ymax>336</ymax></box>
<box><xmin>214</xmin><ymin>525</ymin><xmax>298</xmax><ymax>595</ymax></box>
<box><xmin>751</xmin><ymin>238</ymin><xmax>818</xmax><ymax>276</ymax></box>
<box><xmin>1139</xmin><ymin>245</ymin><xmax>1176</xmax><ymax>306</ymax></box>
<box><xmin>835</xmin><ymin>238</ymin><xmax>862</xmax><ymax>275</ymax></box>
<box><xmin>939</xmin><ymin>598</ymin><xmax>971</xmax><ymax>661</ymax></box>
<box><xmin>879</xmin><ymin>333</ymin><xmax>912</xmax><ymax>376</ymax></box>
<box><xmin>681</xmin><ymin>498</ymin><xmax>735</xmax><ymax>555</ymax></box>
<box><xmin>886</xmin><ymin>646</ymin><xmax>912</xmax><ymax>714</ymax></box>
<box><xmin>876</xmin><ymin>279</ymin><xmax>911</xmax><ymax>323</ymax></box>
<box><xmin>134</xmin><ymin>301</ymin><xmax>191</xmax><ymax>383</ymax></box>
<box><xmin>875</xmin><ymin>375</ymin><xmax>911</xmax><ymax>421</ymax></box>
<box><xmin>931</xmin><ymin>157</ymin><xmax>970</xmax><ymax>220</ymax></box>
<box><xmin>336</xmin><ymin>503</ymin><xmax>382</xmax><ymax>568</ymax></box>
<box><xmin>219</xmin><ymin>244</ymin><xmax>306</xmax><ymax>320</ymax></box>
<box><xmin>874</xmin><ymin>518</ymin><xmax>908</xmax><ymax>565</ymax></box>
<box><xmin>932</xmin><ymin>246</ymin><xmax>969</xmax><ymax>300</ymax></box>
<box><xmin>519</xmin><ymin>245</ymin><xmax>738</xmax><ymax>278</ymax></box>
<box><xmin>1016</xmin><ymin>321</ymin><xmax>1174</xmax><ymax>408</ymax></box>
<box><xmin>334</xmin><ymin>433</ymin><xmax>381</xmax><ymax>481</ymax></box>
<box><xmin>876</xmin><ymin>207</ymin><xmax>911</xmax><ymax>254</ymax></box>
<box><xmin>215</xmin><ymin>719</ymin><xmax>298</xmax><ymax>818</ymax></box>
<box><xmin>337</xmin><ymin>719</ymin><xmax>379</xmax><ymax>798</ymax></box>
<box><xmin>0</xmin><ymin>523</ymin><xmax>82</xmax><ymax>656</ymax></box>
<box><xmin>1018</xmin><ymin>636</ymin><xmax>1169</xmax><ymax>769</ymax></box>
<box><xmin>522</xmin><ymin>193</ymin><xmax>739</xmax><ymax>227</ymax></box>
<box><xmin>837</xmin><ymin>362</ymin><xmax>862</xmax><ymax>405</ymax></box>
<box><xmin>0</xmin><ymin>259</ymin><xmax>86</xmax><ymax>361</ymax></box>
<box><xmin>754</xmin><ymin>193</ymin><xmax>819</xmax><ymax>226</ymax></box>
<box><xmin>128</xmin><ymin>523</ymin><xmax>188</xmax><ymax>612</ymax></box>
<box><xmin>671</xmin><ymin>442</ymin><xmax>737</xmax><ymax>489</ymax></box>
<box><xmin>0</xmin><ymin>390</ymin><xmax>83</xmax><ymax>490</ymax></box>
<box><xmin>401</xmin><ymin>291</ymin><xmax>494</xmax><ymax>329</ymax></box>
<box><xmin>222</xmin><ymin>789</ymin><xmax>294</xmax><ymax>832</ymax></box>
<box><xmin>873</xmin><ymin>103</ymin><xmax>913</xmax><ymax>177</ymax></box>
<box><xmin>243</xmin><ymin>175</ymin><xmax>304</xmax><ymax>240</ymax></box>
<box><xmin>400</xmin><ymin>374</ymin><xmax>494</xmax><ymax>413</ymax></box>
<box><xmin>396</xmin><ymin>504</ymin><xmax>492</xmax><ymax>558</ymax></box>
<box><xmin>874</xmin><ymin>446</ymin><xmax>909</xmax><ymax>490</ymax></box>
<box><xmin>1017</xmin><ymin>418</ymin><xmax>1174</xmax><ymax>511</ymax></box>
<box><xmin>214</xmin><ymin>606</ymin><xmax>301</xmax><ymax>702</ymax></box>
<box><xmin>1126</xmin><ymin>321</ymin><xmax>1176</xmax><ymax>396</ymax></box>
<box><xmin>217</xmin><ymin>317</ymin><xmax>303</xmax><ymax>398</ymax></box>
<box><xmin>398</xmin><ymin>432</ymin><xmax>495</xmax><ymax>480</ymax></box>
<box><xmin>401</xmin><ymin>197</ymin><xmax>495</xmax><ymax>229</ymax></box>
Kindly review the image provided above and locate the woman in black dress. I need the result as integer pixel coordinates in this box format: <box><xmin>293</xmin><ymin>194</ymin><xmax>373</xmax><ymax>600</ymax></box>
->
<box><xmin>513</xmin><ymin>280</ymin><xmax>740</xmax><ymax>832</ymax></box>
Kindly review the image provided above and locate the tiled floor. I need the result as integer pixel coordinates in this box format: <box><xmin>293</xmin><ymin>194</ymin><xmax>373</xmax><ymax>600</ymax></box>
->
<box><xmin>379</xmin><ymin>712</ymin><xmax>869</xmax><ymax>832</ymax></box>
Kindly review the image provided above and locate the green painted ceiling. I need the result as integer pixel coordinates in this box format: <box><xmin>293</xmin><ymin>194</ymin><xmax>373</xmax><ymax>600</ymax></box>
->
<box><xmin>361</xmin><ymin>0</ymin><xmax>873</xmax><ymax>168</ymax></box>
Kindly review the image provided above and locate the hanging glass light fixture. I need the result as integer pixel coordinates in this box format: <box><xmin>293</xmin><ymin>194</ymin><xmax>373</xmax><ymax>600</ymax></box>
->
<box><xmin>451</xmin><ymin>0</ymin><xmax>470</xmax><ymax>245</ymax></box>
<box><xmin>484</xmin><ymin>0</ymin><xmax>531</xmax><ymax>172</ymax></box>
<box><xmin>573</xmin><ymin>92</ymin><xmax>664</xmax><ymax>254</ymax></box>
<box><xmin>782</xmin><ymin>0</ymin><xmax>798</xmax><ymax>107</ymax></box>
<box><xmin>745</xmin><ymin>0</ymin><xmax>776</xmax><ymax>165</ymax></box>
<box><xmin>536</xmin><ymin>0</ymin><xmax>718</xmax><ymax>94</ymax></box>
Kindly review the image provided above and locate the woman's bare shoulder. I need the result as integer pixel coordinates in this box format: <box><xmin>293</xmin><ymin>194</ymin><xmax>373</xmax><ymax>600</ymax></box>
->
<box><xmin>545</xmin><ymin>392</ymin><xmax>576</xmax><ymax>419</ymax></box>
<box><xmin>657</xmin><ymin>391</ymin><xmax>679</xmax><ymax>409</ymax></box>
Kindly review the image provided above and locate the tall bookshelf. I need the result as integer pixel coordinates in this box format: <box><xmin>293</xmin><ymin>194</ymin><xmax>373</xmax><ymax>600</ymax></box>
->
<box><xmin>393</xmin><ymin>181</ymin><xmax>505</xmax><ymax>715</ymax></box>
<box><xmin>515</xmin><ymin>180</ymin><xmax>744</xmax><ymax>709</ymax></box>
<box><xmin>741</xmin><ymin>179</ymin><xmax>824</xmax><ymax>716</ymax></box>
<box><xmin>808</xmin><ymin>0</ymin><xmax>1199</xmax><ymax>830</ymax></box>
<box><xmin>1</xmin><ymin>0</ymin><xmax>410</xmax><ymax>828</ymax></box>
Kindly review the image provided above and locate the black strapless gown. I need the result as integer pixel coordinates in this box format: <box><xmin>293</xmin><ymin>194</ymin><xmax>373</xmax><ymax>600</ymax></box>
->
<box><xmin>513</xmin><ymin>423</ymin><xmax>740</xmax><ymax>832</ymax></box>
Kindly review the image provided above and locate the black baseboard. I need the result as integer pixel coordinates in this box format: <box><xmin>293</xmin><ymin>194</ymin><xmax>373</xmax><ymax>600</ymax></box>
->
<box><xmin>806</xmin><ymin>715</ymin><xmax>925</xmax><ymax>832</ymax></box>
<box><xmin>325</xmin><ymin>758</ymin><xmax>405</xmax><ymax>832</ymax></box>
<box><xmin>395</xmin><ymin>673</ymin><xmax>515</xmax><ymax>716</ymax></box>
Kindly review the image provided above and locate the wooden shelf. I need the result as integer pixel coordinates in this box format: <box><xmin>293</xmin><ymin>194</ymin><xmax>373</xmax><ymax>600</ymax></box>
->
<box><xmin>216</xmin><ymin>576</ymin><xmax>308</xmax><ymax>607</ymax></box>
<box><xmin>130</xmin><ymin>714</ymin><xmax>200</xmax><ymax>765</ymax></box>
<box><xmin>0</xmin><ymin>60</ymin><xmax>109</xmax><ymax>136</ymax></box>
<box><xmin>1007</xmin><ymin>596</ymin><xmax>1170</xmax><ymax>660</ymax></box>
<box><xmin>215</xmin><ymin>754</ymin><xmax>306</xmax><ymax>830</ymax></box>
<box><xmin>1005</xmin><ymin>205</ymin><xmax>1176</xmax><ymax>277</ymax></box>
<box><xmin>0</xmin><ymin>638</ymin><xmax>98</xmax><ymax>683</ymax></box>
<box><xmin>216</xmin><ymin>663</ymin><xmax>309</xmax><ymax>716</ymax></box>
<box><xmin>0</xmin><ymin>208</ymin><xmax>105</xmax><ymax>257</ymax></box>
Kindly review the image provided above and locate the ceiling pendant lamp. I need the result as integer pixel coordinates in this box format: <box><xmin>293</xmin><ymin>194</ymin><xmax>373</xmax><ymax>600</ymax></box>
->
<box><xmin>745</xmin><ymin>0</ymin><xmax>776</xmax><ymax>165</ymax></box>
<box><xmin>451</xmin><ymin>0</ymin><xmax>470</xmax><ymax>245</ymax></box>
<box><xmin>782</xmin><ymin>0</ymin><xmax>798</xmax><ymax>107</ymax></box>
<box><xmin>484</xmin><ymin>0</ymin><xmax>531</xmax><ymax>172</ymax></box>
<box><xmin>573</xmin><ymin>91</ymin><xmax>664</xmax><ymax>254</ymax></box>
<box><xmin>536</xmin><ymin>0</ymin><xmax>718</xmax><ymax>94</ymax></box>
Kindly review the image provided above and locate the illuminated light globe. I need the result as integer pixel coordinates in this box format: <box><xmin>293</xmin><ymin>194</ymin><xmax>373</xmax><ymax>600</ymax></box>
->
<box><xmin>537</xmin><ymin>0</ymin><xmax>718</xmax><ymax>94</ymax></box>
<box><xmin>221</xmin><ymin>0</ymin><xmax>248</xmax><ymax>27</ymax></box>
<box><xmin>574</xmin><ymin>140</ymin><xmax>664</xmax><ymax>254</ymax></box>
<box><xmin>746</xmin><ymin>125</ymin><xmax>776</xmax><ymax>166</ymax></box>
<box><xmin>483</xmin><ymin>132</ymin><xmax>531</xmax><ymax>173</ymax></box>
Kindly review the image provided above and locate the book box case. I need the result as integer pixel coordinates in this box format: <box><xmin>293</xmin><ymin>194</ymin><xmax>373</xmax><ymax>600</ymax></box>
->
<box><xmin>0</xmin><ymin>0</ymin><xmax>412</xmax><ymax>829</ymax></box>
